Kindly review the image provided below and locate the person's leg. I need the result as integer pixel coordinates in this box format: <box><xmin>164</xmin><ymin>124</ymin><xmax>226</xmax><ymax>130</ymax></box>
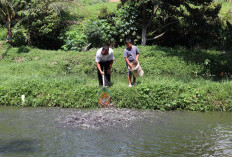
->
<box><xmin>128</xmin><ymin>74</ymin><xmax>132</xmax><ymax>86</ymax></box>
<box><xmin>104</xmin><ymin>61</ymin><xmax>111</xmax><ymax>86</ymax></box>
<box><xmin>128</xmin><ymin>71</ymin><xmax>132</xmax><ymax>87</ymax></box>
<box><xmin>133</xmin><ymin>75</ymin><xmax>137</xmax><ymax>85</ymax></box>
<box><xmin>126</xmin><ymin>64</ymin><xmax>132</xmax><ymax>87</ymax></box>
<box><xmin>97</xmin><ymin>62</ymin><xmax>104</xmax><ymax>86</ymax></box>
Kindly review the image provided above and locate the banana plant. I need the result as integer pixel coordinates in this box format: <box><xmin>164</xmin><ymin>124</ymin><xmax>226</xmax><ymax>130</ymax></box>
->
<box><xmin>0</xmin><ymin>0</ymin><xmax>27</xmax><ymax>43</ymax></box>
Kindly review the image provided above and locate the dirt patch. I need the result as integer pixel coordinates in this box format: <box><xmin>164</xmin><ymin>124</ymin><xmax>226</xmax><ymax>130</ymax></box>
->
<box><xmin>14</xmin><ymin>57</ymin><xmax>25</xmax><ymax>63</ymax></box>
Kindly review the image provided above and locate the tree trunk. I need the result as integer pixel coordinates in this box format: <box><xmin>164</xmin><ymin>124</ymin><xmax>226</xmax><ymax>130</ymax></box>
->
<box><xmin>141</xmin><ymin>26</ymin><xmax>147</xmax><ymax>46</ymax></box>
<box><xmin>6</xmin><ymin>18</ymin><xmax>12</xmax><ymax>44</ymax></box>
<box><xmin>141</xmin><ymin>5</ymin><xmax>147</xmax><ymax>46</ymax></box>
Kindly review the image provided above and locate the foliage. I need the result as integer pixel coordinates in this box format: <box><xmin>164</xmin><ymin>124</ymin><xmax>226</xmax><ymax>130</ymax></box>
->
<box><xmin>60</xmin><ymin>26</ymin><xmax>87</xmax><ymax>51</ymax></box>
<box><xmin>58</xmin><ymin>2</ymin><xmax>118</xmax><ymax>50</ymax></box>
<box><xmin>0</xmin><ymin>26</ymin><xmax>6</xmax><ymax>40</ymax></box>
<box><xmin>0</xmin><ymin>0</ymin><xmax>28</xmax><ymax>43</ymax></box>
<box><xmin>114</xmin><ymin>2</ymin><xmax>140</xmax><ymax>45</ymax></box>
<box><xmin>83</xmin><ymin>2</ymin><xmax>141</xmax><ymax>47</ymax></box>
<box><xmin>85</xmin><ymin>18</ymin><xmax>117</xmax><ymax>47</ymax></box>
<box><xmin>12</xmin><ymin>0</ymin><xmax>67</xmax><ymax>49</ymax></box>
<box><xmin>117</xmin><ymin>0</ymin><xmax>223</xmax><ymax>48</ymax></box>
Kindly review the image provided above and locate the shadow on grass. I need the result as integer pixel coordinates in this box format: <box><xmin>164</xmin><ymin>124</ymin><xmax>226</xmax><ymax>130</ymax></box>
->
<box><xmin>0</xmin><ymin>46</ymin><xmax>11</xmax><ymax>60</ymax></box>
<box><xmin>1</xmin><ymin>45</ymin><xmax>31</xmax><ymax>60</ymax></box>
<box><xmin>17</xmin><ymin>46</ymin><xmax>31</xmax><ymax>54</ymax></box>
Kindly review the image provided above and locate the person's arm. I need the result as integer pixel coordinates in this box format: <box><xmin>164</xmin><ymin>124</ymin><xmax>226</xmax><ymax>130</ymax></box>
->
<box><xmin>136</xmin><ymin>54</ymin><xmax>139</xmax><ymax>62</ymax></box>
<box><xmin>96</xmin><ymin>62</ymin><xmax>104</xmax><ymax>75</ymax></box>
<box><xmin>96</xmin><ymin>49</ymin><xmax>104</xmax><ymax>75</ymax></box>
<box><xmin>136</xmin><ymin>47</ymin><xmax>139</xmax><ymax>62</ymax></box>
<box><xmin>123</xmin><ymin>49</ymin><xmax>132</xmax><ymax>69</ymax></box>
<box><xmin>107</xmin><ymin>49</ymin><xmax>114</xmax><ymax>74</ymax></box>
<box><xmin>124</xmin><ymin>57</ymin><xmax>132</xmax><ymax>69</ymax></box>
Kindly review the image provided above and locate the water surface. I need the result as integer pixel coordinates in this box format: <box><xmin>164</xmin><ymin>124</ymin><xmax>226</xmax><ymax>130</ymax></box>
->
<box><xmin>0</xmin><ymin>106</ymin><xmax>232</xmax><ymax>157</ymax></box>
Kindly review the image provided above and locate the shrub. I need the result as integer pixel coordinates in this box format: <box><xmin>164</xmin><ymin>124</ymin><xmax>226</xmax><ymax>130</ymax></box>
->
<box><xmin>60</xmin><ymin>26</ymin><xmax>87</xmax><ymax>51</ymax></box>
<box><xmin>85</xmin><ymin>19</ymin><xmax>117</xmax><ymax>47</ymax></box>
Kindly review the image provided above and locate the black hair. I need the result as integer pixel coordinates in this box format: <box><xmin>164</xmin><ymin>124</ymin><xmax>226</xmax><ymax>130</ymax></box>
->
<box><xmin>125</xmin><ymin>38</ymin><xmax>132</xmax><ymax>44</ymax></box>
<box><xmin>102</xmin><ymin>45</ymin><xmax>109</xmax><ymax>51</ymax></box>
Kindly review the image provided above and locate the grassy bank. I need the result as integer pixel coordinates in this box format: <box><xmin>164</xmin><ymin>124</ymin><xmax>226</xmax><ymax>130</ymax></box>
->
<box><xmin>0</xmin><ymin>43</ymin><xmax>232</xmax><ymax>111</ymax></box>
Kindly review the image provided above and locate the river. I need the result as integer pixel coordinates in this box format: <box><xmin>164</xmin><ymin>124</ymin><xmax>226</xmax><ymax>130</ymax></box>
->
<box><xmin>0</xmin><ymin>106</ymin><xmax>232</xmax><ymax>156</ymax></box>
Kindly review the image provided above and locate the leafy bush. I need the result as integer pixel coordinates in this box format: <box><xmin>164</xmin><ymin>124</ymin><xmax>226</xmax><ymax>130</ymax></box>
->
<box><xmin>60</xmin><ymin>26</ymin><xmax>87</xmax><ymax>51</ymax></box>
<box><xmin>85</xmin><ymin>19</ymin><xmax>117</xmax><ymax>47</ymax></box>
<box><xmin>84</xmin><ymin>3</ymin><xmax>141</xmax><ymax>47</ymax></box>
<box><xmin>9</xmin><ymin>0</ymin><xmax>69</xmax><ymax>49</ymax></box>
<box><xmin>114</xmin><ymin>2</ymin><xmax>141</xmax><ymax>45</ymax></box>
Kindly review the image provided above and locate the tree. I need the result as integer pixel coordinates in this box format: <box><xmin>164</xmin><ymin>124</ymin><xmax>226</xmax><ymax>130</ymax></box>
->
<box><xmin>16</xmin><ymin>0</ymin><xmax>63</xmax><ymax>46</ymax></box>
<box><xmin>119</xmin><ymin>0</ymin><xmax>221</xmax><ymax>47</ymax></box>
<box><xmin>0</xmin><ymin>0</ymin><xmax>73</xmax><ymax>48</ymax></box>
<box><xmin>0</xmin><ymin>0</ymin><xmax>27</xmax><ymax>44</ymax></box>
<box><xmin>13</xmin><ymin>0</ymin><xmax>74</xmax><ymax>49</ymax></box>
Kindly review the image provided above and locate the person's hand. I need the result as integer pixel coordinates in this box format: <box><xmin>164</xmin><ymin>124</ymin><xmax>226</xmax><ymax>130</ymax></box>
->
<box><xmin>107</xmin><ymin>68</ymin><xmax>111</xmax><ymax>74</ymax></box>
<box><xmin>128</xmin><ymin>64</ymin><xmax>133</xmax><ymax>69</ymax></box>
<box><xmin>100</xmin><ymin>71</ymin><xmax>104</xmax><ymax>75</ymax></box>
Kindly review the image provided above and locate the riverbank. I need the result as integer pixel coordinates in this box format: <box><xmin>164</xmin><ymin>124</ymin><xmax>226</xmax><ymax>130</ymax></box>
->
<box><xmin>0</xmin><ymin>43</ymin><xmax>232</xmax><ymax>111</ymax></box>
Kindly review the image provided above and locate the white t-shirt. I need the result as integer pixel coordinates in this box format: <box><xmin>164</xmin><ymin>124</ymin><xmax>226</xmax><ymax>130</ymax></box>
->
<box><xmin>95</xmin><ymin>48</ymin><xmax>114</xmax><ymax>62</ymax></box>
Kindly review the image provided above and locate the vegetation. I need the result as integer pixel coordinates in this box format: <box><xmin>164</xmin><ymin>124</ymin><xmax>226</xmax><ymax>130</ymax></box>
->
<box><xmin>0</xmin><ymin>0</ymin><xmax>232</xmax><ymax>111</ymax></box>
<box><xmin>1</xmin><ymin>0</ymin><xmax>232</xmax><ymax>50</ymax></box>
<box><xmin>0</xmin><ymin>26</ymin><xmax>6</xmax><ymax>40</ymax></box>
<box><xmin>60</xmin><ymin>0</ymin><xmax>232</xmax><ymax>50</ymax></box>
<box><xmin>0</xmin><ymin>43</ymin><xmax>232</xmax><ymax>111</ymax></box>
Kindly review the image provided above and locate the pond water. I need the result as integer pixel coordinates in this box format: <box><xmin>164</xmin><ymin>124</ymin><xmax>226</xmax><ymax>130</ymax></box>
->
<box><xmin>0</xmin><ymin>106</ymin><xmax>232</xmax><ymax>157</ymax></box>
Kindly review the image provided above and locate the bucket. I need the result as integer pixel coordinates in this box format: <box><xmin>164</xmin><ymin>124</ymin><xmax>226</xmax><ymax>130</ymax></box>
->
<box><xmin>129</xmin><ymin>61</ymin><xmax>144</xmax><ymax>78</ymax></box>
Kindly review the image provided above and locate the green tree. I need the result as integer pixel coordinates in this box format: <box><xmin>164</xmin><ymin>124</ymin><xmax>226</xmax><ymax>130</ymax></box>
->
<box><xmin>13</xmin><ymin>0</ymin><xmax>72</xmax><ymax>49</ymax></box>
<box><xmin>0</xmin><ymin>0</ymin><xmax>27</xmax><ymax>43</ymax></box>
<box><xmin>119</xmin><ymin>0</ymin><xmax>221</xmax><ymax>47</ymax></box>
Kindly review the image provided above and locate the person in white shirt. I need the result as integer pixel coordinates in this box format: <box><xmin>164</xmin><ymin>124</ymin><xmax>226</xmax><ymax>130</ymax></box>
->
<box><xmin>96</xmin><ymin>46</ymin><xmax>114</xmax><ymax>87</ymax></box>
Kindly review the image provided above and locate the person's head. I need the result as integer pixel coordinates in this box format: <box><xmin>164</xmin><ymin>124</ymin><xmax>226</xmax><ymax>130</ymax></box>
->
<box><xmin>101</xmin><ymin>45</ymin><xmax>109</xmax><ymax>55</ymax></box>
<box><xmin>125</xmin><ymin>38</ymin><xmax>132</xmax><ymax>49</ymax></box>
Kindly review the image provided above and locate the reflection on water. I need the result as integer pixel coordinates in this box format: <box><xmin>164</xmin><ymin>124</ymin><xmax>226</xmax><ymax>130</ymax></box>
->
<box><xmin>0</xmin><ymin>106</ymin><xmax>232</xmax><ymax>157</ymax></box>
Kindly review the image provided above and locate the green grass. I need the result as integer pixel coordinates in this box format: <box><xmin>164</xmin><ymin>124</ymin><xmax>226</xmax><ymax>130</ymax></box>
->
<box><xmin>216</xmin><ymin>1</ymin><xmax>232</xmax><ymax>18</ymax></box>
<box><xmin>69</xmin><ymin>2</ymin><xmax>118</xmax><ymax>20</ymax></box>
<box><xmin>74</xmin><ymin>0</ymin><xmax>109</xmax><ymax>5</ymax></box>
<box><xmin>0</xmin><ymin>44</ymin><xmax>232</xmax><ymax>111</ymax></box>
